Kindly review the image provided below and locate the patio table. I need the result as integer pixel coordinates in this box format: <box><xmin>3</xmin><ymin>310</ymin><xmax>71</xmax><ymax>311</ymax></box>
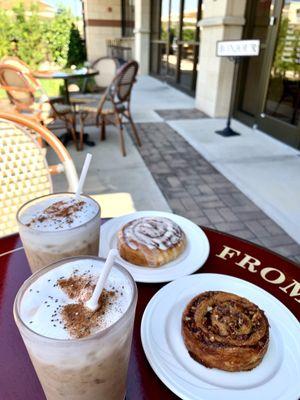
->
<box><xmin>34</xmin><ymin>68</ymin><xmax>98</xmax><ymax>104</ymax></box>
<box><xmin>0</xmin><ymin>221</ymin><xmax>299</xmax><ymax>399</ymax></box>
<box><xmin>34</xmin><ymin>68</ymin><xmax>99</xmax><ymax>147</ymax></box>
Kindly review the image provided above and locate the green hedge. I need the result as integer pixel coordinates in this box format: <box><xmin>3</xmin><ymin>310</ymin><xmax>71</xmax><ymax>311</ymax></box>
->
<box><xmin>0</xmin><ymin>3</ymin><xmax>86</xmax><ymax>69</ymax></box>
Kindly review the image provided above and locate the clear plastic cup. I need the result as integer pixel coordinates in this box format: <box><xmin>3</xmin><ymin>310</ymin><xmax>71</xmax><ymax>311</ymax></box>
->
<box><xmin>14</xmin><ymin>256</ymin><xmax>137</xmax><ymax>400</ymax></box>
<box><xmin>17</xmin><ymin>193</ymin><xmax>101</xmax><ymax>273</ymax></box>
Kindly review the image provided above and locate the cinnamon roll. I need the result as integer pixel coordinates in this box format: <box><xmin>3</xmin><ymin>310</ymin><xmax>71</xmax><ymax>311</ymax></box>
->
<box><xmin>182</xmin><ymin>291</ymin><xmax>269</xmax><ymax>372</ymax></box>
<box><xmin>117</xmin><ymin>217</ymin><xmax>186</xmax><ymax>267</ymax></box>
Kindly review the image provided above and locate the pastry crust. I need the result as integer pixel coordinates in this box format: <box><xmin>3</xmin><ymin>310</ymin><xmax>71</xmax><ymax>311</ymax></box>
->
<box><xmin>182</xmin><ymin>291</ymin><xmax>269</xmax><ymax>372</ymax></box>
<box><xmin>117</xmin><ymin>217</ymin><xmax>186</xmax><ymax>267</ymax></box>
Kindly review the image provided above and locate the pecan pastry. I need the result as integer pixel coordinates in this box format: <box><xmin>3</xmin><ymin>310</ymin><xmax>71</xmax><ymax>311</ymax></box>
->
<box><xmin>117</xmin><ymin>217</ymin><xmax>186</xmax><ymax>267</ymax></box>
<box><xmin>182</xmin><ymin>291</ymin><xmax>269</xmax><ymax>371</ymax></box>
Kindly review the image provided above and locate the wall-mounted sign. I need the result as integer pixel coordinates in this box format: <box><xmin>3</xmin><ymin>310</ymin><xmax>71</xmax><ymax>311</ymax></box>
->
<box><xmin>216</xmin><ymin>40</ymin><xmax>260</xmax><ymax>57</ymax></box>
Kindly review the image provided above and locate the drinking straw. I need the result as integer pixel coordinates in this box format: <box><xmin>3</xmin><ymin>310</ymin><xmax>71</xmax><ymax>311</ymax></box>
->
<box><xmin>85</xmin><ymin>249</ymin><xmax>119</xmax><ymax>312</ymax></box>
<box><xmin>75</xmin><ymin>153</ymin><xmax>92</xmax><ymax>199</ymax></box>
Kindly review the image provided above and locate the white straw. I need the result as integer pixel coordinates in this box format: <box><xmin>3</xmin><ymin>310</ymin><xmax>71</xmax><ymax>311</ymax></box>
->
<box><xmin>85</xmin><ymin>249</ymin><xmax>119</xmax><ymax>312</ymax></box>
<box><xmin>75</xmin><ymin>153</ymin><xmax>92</xmax><ymax>199</ymax></box>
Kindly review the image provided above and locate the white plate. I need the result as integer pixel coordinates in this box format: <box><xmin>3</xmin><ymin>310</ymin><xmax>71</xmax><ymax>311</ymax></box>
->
<box><xmin>100</xmin><ymin>211</ymin><xmax>209</xmax><ymax>283</ymax></box>
<box><xmin>141</xmin><ymin>274</ymin><xmax>300</xmax><ymax>400</ymax></box>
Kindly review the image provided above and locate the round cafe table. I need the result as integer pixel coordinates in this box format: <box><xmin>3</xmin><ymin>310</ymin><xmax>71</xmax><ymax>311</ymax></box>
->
<box><xmin>0</xmin><ymin>222</ymin><xmax>299</xmax><ymax>400</ymax></box>
<box><xmin>34</xmin><ymin>68</ymin><xmax>99</xmax><ymax>147</ymax></box>
<box><xmin>34</xmin><ymin>68</ymin><xmax>99</xmax><ymax>104</ymax></box>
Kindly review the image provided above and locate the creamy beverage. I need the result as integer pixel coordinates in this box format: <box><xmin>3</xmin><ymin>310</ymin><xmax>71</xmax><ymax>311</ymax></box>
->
<box><xmin>17</xmin><ymin>193</ymin><xmax>101</xmax><ymax>272</ymax></box>
<box><xmin>14</xmin><ymin>256</ymin><xmax>137</xmax><ymax>400</ymax></box>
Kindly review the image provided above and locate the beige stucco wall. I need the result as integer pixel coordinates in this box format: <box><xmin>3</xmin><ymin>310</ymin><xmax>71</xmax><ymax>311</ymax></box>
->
<box><xmin>134</xmin><ymin>0</ymin><xmax>150</xmax><ymax>75</ymax></box>
<box><xmin>195</xmin><ymin>0</ymin><xmax>247</xmax><ymax>117</ymax></box>
<box><xmin>83</xmin><ymin>0</ymin><xmax>122</xmax><ymax>62</ymax></box>
<box><xmin>83</xmin><ymin>0</ymin><xmax>248</xmax><ymax>117</ymax></box>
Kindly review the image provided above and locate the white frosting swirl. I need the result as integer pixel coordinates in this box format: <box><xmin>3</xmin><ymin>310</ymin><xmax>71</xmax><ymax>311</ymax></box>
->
<box><xmin>123</xmin><ymin>217</ymin><xmax>184</xmax><ymax>251</ymax></box>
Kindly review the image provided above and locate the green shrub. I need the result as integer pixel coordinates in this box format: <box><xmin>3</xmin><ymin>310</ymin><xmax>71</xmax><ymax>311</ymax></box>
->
<box><xmin>11</xmin><ymin>3</ymin><xmax>47</xmax><ymax>68</ymax></box>
<box><xmin>0</xmin><ymin>2</ymin><xmax>86</xmax><ymax>69</ymax></box>
<box><xmin>44</xmin><ymin>7</ymin><xmax>73</xmax><ymax>67</ymax></box>
<box><xmin>66</xmin><ymin>23</ymin><xmax>86</xmax><ymax>67</ymax></box>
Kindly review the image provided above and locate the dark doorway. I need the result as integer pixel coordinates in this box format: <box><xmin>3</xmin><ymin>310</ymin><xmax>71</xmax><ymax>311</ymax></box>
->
<box><xmin>150</xmin><ymin>0</ymin><xmax>202</xmax><ymax>95</ymax></box>
<box><xmin>235</xmin><ymin>0</ymin><xmax>300</xmax><ymax>149</ymax></box>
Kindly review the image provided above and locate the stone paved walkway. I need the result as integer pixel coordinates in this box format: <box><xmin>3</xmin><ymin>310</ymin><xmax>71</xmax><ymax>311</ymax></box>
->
<box><xmin>135</xmin><ymin>122</ymin><xmax>300</xmax><ymax>264</ymax></box>
<box><xmin>155</xmin><ymin>108</ymin><xmax>208</xmax><ymax>120</ymax></box>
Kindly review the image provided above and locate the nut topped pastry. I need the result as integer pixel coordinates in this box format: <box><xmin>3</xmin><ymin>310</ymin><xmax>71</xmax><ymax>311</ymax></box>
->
<box><xmin>117</xmin><ymin>217</ymin><xmax>186</xmax><ymax>267</ymax></box>
<box><xmin>182</xmin><ymin>291</ymin><xmax>269</xmax><ymax>372</ymax></box>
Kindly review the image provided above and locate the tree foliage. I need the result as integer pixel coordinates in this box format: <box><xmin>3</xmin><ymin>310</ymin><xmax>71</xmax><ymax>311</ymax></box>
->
<box><xmin>66</xmin><ymin>23</ymin><xmax>86</xmax><ymax>67</ymax></box>
<box><xmin>44</xmin><ymin>7</ymin><xmax>73</xmax><ymax>67</ymax></box>
<box><xmin>0</xmin><ymin>3</ymin><xmax>86</xmax><ymax>69</ymax></box>
<box><xmin>0</xmin><ymin>9</ymin><xmax>14</xmax><ymax>59</ymax></box>
<box><xmin>11</xmin><ymin>3</ymin><xmax>46</xmax><ymax>68</ymax></box>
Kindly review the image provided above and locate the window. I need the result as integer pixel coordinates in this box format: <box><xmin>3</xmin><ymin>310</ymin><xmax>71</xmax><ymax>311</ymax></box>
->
<box><xmin>122</xmin><ymin>0</ymin><xmax>135</xmax><ymax>37</ymax></box>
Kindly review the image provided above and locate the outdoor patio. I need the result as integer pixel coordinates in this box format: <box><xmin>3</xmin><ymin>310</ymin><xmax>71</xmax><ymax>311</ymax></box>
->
<box><xmin>1</xmin><ymin>1</ymin><xmax>300</xmax><ymax>398</ymax></box>
<box><xmin>47</xmin><ymin>76</ymin><xmax>300</xmax><ymax>263</ymax></box>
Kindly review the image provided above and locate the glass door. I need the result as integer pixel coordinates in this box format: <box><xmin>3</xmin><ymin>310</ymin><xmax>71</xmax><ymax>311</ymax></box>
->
<box><xmin>179</xmin><ymin>0</ymin><xmax>201</xmax><ymax>91</ymax></box>
<box><xmin>258</xmin><ymin>0</ymin><xmax>300</xmax><ymax>146</ymax></box>
<box><xmin>150</xmin><ymin>0</ymin><xmax>202</xmax><ymax>94</ymax></box>
<box><xmin>235</xmin><ymin>0</ymin><xmax>300</xmax><ymax>148</ymax></box>
<box><xmin>164</xmin><ymin>0</ymin><xmax>181</xmax><ymax>81</ymax></box>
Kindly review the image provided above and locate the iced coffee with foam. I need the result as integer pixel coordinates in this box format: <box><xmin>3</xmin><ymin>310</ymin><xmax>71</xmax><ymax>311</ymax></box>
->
<box><xmin>17</xmin><ymin>193</ymin><xmax>100</xmax><ymax>272</ymax></box>
<box><xmin>14</xmin><ymin>256</ymin><xmax>137</xmax><ymax>400</ymax></box>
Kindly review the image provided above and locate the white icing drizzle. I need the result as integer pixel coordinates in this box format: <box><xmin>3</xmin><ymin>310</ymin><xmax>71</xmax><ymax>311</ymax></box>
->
<box><xmin>123</xmin><ymin>217</ymin><xmax>184</xmax><ymax>251</ymax></box>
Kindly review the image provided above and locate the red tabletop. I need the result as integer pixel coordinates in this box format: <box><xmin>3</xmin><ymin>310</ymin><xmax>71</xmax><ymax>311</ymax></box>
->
<box><xmin>0</xmin><ymin>224</ymin><xmax>299</xmax><ymax>400</ymax></box>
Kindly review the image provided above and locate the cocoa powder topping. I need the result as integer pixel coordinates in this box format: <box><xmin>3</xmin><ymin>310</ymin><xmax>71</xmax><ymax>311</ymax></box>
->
<box><xmin>26</xmin><ymin>200</ymin><xmax>86</xmax><ymax>227</ymax></box>
<box><xmin>58</xmin><ymin>275</ymin><xmax>95</xmax><ymax>302</ymax></box>
<box><xmin>61</xmin><ymin>290</ymin><xmax>116</xmax><ymax>339</ymax></box>
<box><xmin>58</xmin><ymin>274</ymin><xmax>116</xmax><ymax>338</ymax></box>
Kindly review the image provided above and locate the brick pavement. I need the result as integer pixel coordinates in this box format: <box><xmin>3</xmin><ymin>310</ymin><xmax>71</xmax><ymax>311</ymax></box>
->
<box><xmin>155</xmin><ymin>108</ymin><xmax>208</xmax><ymax>120</ymax></box>
<box><xmin>134</xmin><ymin>121</ymin><xmax>300</xmax><ymax>264</ymax></box>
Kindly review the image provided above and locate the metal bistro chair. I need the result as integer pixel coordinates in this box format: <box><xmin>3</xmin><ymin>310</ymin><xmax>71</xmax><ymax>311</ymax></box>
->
<box><xmin>0</xmin><ymin>62</ymin><xmax>78</xmax><ymax>149</ymax></box>
<box><xmin>78</xmin><ymin>60</ymin><xmax>141</xmax><ymax>155</ymax></box>
<box><xmin>0</xmin><ymin>112</ymin><xmax>78</xmax><ymax>237</ymax></box>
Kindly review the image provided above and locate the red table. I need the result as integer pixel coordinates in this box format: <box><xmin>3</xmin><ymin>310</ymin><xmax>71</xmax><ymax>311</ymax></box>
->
<box><xmin>0</xmin><ymin>224</ymin><xmax>299</xmax><ymax>399</ymax></box>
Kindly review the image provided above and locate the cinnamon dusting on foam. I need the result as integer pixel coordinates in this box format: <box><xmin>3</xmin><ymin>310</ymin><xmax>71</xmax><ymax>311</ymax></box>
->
<box><xmin>61</xmin><ymin>291</ymin><xmax>116</xmax><ymax>339</ymax></box>
<box><xmin>20</xmin><ymin>260</ymin><xmax>131</xmax><ymax>340</ymax></box>
<box><xmin>58</xmin><ymin>275</ymin><xmax>95</xmax><ymax>302</ymax></box>
<box><xmin>26</xmin><ymin>200</ymin><xmax>86</xmax><ymax>228</ymax></box>
<box><xmin>58</xmin><ymin>275</ymin><xmax>116</xmax><ymax>338</ymax></box>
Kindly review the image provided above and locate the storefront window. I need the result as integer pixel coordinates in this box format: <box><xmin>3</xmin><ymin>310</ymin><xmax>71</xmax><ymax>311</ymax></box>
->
<box><xmin>236</xmin><ymin>0</ymin><xmax>299</xmax><ymax>148</ymax></box>
<box><xmin>151</xmin><ymin>0</ymin><xmax>201</xmax><ymax>94</ymax></box>
<box><xmin>122</xmin><ymin>0</ymin><xmax>135</xmax><ymax>37</ymax></box>
<box><xmin>264</xmin><ymin>0</ymin><xmax>300</xmax><ymax>126</ymax></box>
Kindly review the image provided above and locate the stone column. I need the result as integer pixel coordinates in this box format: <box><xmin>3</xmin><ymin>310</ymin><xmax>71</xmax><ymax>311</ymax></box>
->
<box><xmin>83</xmin><ymin>0</ymin><xmax>122</xmax><ymax>62</ymax></box>
<box><xmin>195</xmin><ymin>0</ymin><xmax>247</xmax><ymax>117</ymax></box>
<box><xmin>134</xmin><ymin>0</ymin><xmax>151</xmax><ymax>75</ymax></box>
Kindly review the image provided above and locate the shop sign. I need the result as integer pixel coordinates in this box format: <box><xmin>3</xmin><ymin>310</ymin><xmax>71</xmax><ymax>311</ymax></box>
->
<box><xmin>217</xmin><ymin>40</ymin><xmax>260</xmax><ymax>57</ymax></box>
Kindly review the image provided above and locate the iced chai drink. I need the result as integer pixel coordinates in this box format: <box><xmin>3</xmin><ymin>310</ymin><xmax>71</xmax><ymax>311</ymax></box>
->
<box><xmin>17</xmin><ymin>193</ymin><xmax>101</xmax><ymax>272</ymax></box>
<box><xmin>14</xmin><ymin>256</ymin><xmax>137</xmax><ymax>400</ymax></box>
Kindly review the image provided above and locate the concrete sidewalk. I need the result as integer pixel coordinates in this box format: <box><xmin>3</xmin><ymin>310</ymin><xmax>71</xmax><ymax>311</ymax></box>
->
<box><xmin>130</xmin><ymin>76</ymin><xmax>300</xmax><ymax>248</ymax></box>
<box><xmin>47</xmin><ymin>123</ymin><xmax>171</xmax><ymax>214</ymax></box>
<box><xmin>33</xmin><ymin>75</ymin><xmax>300</xmax><ymax>261</ymax></box>
<box><xmin>168</xmin><ymin>117</ymin><xmax>300</xmax><ymax>244</ymax></box>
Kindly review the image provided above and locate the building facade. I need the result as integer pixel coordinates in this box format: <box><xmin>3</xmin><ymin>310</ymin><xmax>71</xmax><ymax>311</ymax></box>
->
<box><xmin>83</xmin><ymin>0</ymin><xmax>300</xmax><ymax>149</ymax></box>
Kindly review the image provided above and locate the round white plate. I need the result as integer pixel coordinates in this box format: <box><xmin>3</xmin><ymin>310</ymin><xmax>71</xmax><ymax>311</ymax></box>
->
<box><xmin>100</xmin><ymin>211</ymin><xmax>210</xmax><ymax>283</ymax></box>
<box><xmin>141</xmin><ymin>274</ymin><xmax>300</xmax><ymax>400</ymax></box>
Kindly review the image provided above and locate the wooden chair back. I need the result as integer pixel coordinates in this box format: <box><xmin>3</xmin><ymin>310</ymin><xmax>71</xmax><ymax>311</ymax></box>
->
<box><xmin>112</xmin><ymin>60</ymin><xmax>139</xmax><ymax>103</ymax></box>
<box><xmin>0</xmin><ymin>56</ymin><xmax>41</xmax><ymax>91</ymax></box>
<box><xmin>0</xmin><ymin>64</ymin><xmax>36</xmax><ymax>110</ymax></box>
<box><xmin>0</xmin><ymin>113</ymin><xmax>78</xmax><ymax>237</ymax></box>
<box><xmin>92</xmin><ymin>57</ymin><xmax>119</xmax><ymax>90</ymax></box>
